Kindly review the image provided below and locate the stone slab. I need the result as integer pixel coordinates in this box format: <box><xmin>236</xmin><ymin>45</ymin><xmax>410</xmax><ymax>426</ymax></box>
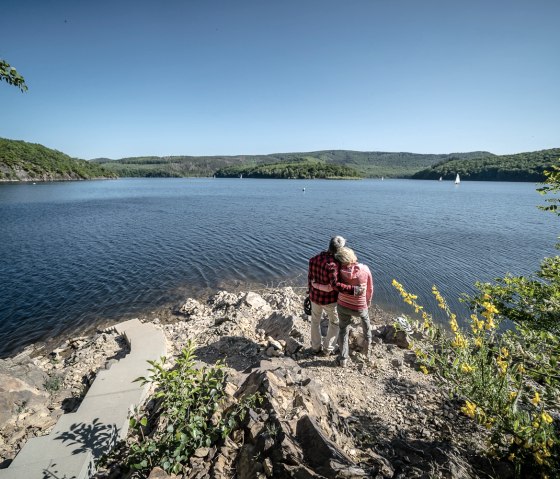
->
<box><xmin>0</xmin><ymin>319</ymin><xmax>167</xmax><ymax>479</ymax></box>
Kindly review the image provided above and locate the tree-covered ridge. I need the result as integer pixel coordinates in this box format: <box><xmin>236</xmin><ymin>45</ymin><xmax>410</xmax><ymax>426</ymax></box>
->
<box><xmin>94</xmin><ymin>150</ymin><xmax>491</xmax><ymax>178</ymax></box>
<box><xmin>412</xmin><ymin>148</ymin><xmax>560</xmax><ymax>181</ymax></box>
<box><xmin>0</xmin><ymin>138</ymin><xmax>116</xmax><ymax>181</ymax></box>
<box><xmin>214</xmin><ymin>158</ymin><xmax>362</xmax><ymax>179</ymax></box>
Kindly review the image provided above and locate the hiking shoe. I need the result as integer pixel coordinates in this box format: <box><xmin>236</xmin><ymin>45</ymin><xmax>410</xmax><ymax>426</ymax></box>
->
<box><xmin>337</xmin><ymin>358</ymin><xmax>348</xmax><ymax>368</ymax></box>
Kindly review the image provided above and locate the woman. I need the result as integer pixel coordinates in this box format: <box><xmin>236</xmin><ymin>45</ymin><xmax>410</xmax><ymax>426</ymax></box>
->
<box><xmin>313</xmin><ymin>246</ymin><xmax>373</xmax><ymax>367</ymax></box>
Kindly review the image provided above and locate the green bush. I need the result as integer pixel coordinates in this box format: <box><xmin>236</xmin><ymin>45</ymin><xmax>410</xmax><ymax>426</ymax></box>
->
<box><xmin>126</xmin><ymin>341</ymin><xmax>257</xmax><ymax>475</ymax></box>
<box><xmin>390</xmin><ymin>165</ymin><xmax>560</xmax><ymax>477</ymax></box>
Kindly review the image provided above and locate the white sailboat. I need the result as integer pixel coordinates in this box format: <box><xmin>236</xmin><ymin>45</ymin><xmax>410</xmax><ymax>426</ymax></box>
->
<box><xmin>439</xmin><ymin>176</ymin><xmax>442</xmax><ymax>181</ymax></box>
<box><xmin>455</xmin><ymin>173</ymin><xmax>460</xmax><ymax>185</ymax></box>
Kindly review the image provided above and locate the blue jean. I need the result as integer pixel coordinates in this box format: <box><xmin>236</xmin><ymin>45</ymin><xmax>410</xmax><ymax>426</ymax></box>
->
<box><xmin>337</xmin><ymin>304</ymin><xmax>371</xmax><ymax>361</ymax></box>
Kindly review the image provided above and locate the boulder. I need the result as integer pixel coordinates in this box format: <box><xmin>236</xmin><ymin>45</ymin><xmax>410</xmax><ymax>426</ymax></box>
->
<box><xmin>0</xmin><ymin>358</ymin><xmax>49</xmax><ymax>428</ymax></box>
<box><xmin>232</xmin><ymin>357</ymin><xmax>368</xmax><ymax>478</ymax></box>
<box><xmin>179</xmin><ymin>298</ymin><xmax>208</xmax><ymax>318</ymax></box>
<box><xmin>381</xmin><ymin>324</ymin><xmax>412</xmax><ymax>349</ymax></box>
<box><xmin>244</xmin><ymin>292</ymin><xmax>272</xmax><ymax>313</ymax></box>
<box><xmin>257</xmin><ymin>313</ymin><xmax>304</xmax><ymax>355</ymax></box>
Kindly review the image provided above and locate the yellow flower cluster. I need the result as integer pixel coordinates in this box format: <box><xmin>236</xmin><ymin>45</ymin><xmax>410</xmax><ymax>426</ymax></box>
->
<box><xmin>432</xmin><ymin>285</ymin><xmax>447</xmax><ymax>310</ymax></box>
<box><xmin>534</xmin><ymin>447</ymin><xmax>552</xmax><ymax>465</ymax></box>
<box><xmin>460</xmin><ymin>363</ymin><xmax>474</xmax><ymax>374</ymax></box>
<box><xmin>452</xmin><ymin>332</ymin><xmax>468</xmax><ymax>349</ymax></box>
<box><xmin>531</xmin><ymin>391</ymin><xmax>541</xmax><ymax>406</ymax></box>
<box><xmin>449</xmin><ymin>314</ymin><xmax>459</xmax><ymax>333</ymax></box>
<box><xmin>419</xmin><ymin>365</ymin><xmax>429</xmax><ymax>375</ymax></box>
<box><xmin>470</xmin><ymin>314</ymin><xmax>485</xmax><ymax>334</ymax></box>
<box><xmin>485</xmin><ymin>316</ymin><xmax>496</xmax><ymax>330</ymax></box>
<box><xmin>461</xmin><ymin>400</ymin><xmax>477</xmax><ymax>418</ymax></box>
<box><xmin>481</xmin><ymin>301</ymin><xmax>499</xmax><ymax>321</ymax></box>
<box><xmin>421</xmin><ymin>311</ymin><xmax>432</xmax><ymax>330</ymax></box>
<box><xmin>496</xmin><ymin>347</ymin><xmax>509</xmax><ymax>375</ymax></box>
<box><xmin>496</xmin><ymin>358</ymin><xmax>508</xmax><ymax>375</ymax></box>
<box><xmin>392</xmin><ymin>279</ymin><xmax>432</xmax><ymax>326</ymax></box>
<box><xmin>541</xmin><ymin>411</ymin><xmax>553</xmax><ymax>424</ymax></box>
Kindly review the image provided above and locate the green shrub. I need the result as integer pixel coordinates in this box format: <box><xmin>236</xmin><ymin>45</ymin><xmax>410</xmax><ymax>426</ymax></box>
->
<box><xmin>393</xmin><ymin>280</ymin><xmax>558</xmax><ymax>476</ymax></box>
<box><xmin>126</xmin><ymin>341</ymin><xmax>257</xmax><ymax>475</ymax></box>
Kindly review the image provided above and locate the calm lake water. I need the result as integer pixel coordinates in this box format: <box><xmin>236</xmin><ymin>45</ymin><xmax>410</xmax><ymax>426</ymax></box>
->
<box><xmin>0</xmin><ymin>178</ymin><xmax>557</xmax><ymax>357</ymax></box>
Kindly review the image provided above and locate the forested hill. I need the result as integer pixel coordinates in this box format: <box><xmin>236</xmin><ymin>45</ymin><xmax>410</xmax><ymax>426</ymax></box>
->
<box><xmin>412</xmin><ymin>148</ymin><xmax>560</xmax><ymax>182</ymax></box>
<box><xmin>93</xmin><ymin>150</ymin><xmax>491</xmax><ymax>178</ymax></box>
<box><xmin>214</xmin><ymin>159</ymin><xmax>362</xmax><ymax>179</ymax></box>
<box><xmin>0</xmin><ymin>138</ymin><xmax>115</xmax><ymax>182</ymax></box>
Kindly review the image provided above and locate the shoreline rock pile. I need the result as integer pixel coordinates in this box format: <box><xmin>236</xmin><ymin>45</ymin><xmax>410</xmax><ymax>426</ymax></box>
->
<box><xmin>1</xmin><ymin>287</ymin><xmax>510</xmax><ymax>478</ymax></box>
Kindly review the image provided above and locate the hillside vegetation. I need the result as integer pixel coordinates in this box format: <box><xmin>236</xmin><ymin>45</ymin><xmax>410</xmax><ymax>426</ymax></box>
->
<box><xmin>412</xmin><ymin>148</ymin><xmax>560</xmax><ymax>181</ymax></box>
<box><xmin>0</xmin><ymin>138</ymin><xmax>115</xmax><ymax>181</ymax></box>
<box><xmin>214</xmin><ymin>158</ymin><xmax>362</xmax><ymax>179</ymax></box>
<box><xmin>93</xmin><ymin>150</ymin><xmax>491</xmax><ymax>178</ymax></box>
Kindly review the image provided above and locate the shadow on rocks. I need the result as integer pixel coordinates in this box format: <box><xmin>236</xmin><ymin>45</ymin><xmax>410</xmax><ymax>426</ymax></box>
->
<box><xmin>195</xmin><ymin>336</ymin><xmax>261</xmax><ymax>372</ymax></box>
<box><xmin>347</xmin><ymin>409</ymin><xmax>515</xmax><ymax>479</ymax></box>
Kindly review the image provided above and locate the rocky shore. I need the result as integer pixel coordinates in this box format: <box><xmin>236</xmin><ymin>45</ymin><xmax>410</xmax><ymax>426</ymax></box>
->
<box><xmin>0</xmin><ymin>287</ymin><xmax>510</xmax><ymax>478</ymax></box>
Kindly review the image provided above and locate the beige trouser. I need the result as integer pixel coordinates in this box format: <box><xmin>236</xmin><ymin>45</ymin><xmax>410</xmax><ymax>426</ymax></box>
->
<box><xmin>310</xmin><ymin>301</ymin><xmax>339</xmax><ymax>352</ymax></box>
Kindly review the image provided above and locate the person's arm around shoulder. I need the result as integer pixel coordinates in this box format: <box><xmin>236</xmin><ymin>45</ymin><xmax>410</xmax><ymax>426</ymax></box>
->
<box><xmin>312</xmin><ymin>280</ymin><xmax>333</xmax><ymax>292</ymax></box>
<box><xmin>326</xmin><ymin>261</ymin><xmax>358</xmax><ymax>294</ymax></box>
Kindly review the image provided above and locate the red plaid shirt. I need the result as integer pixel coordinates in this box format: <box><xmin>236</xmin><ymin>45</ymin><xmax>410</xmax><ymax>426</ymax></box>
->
<box><xmin>308</xmin><ymin>251</ymin><xmax>354</xmax><ymax>305</ymax></box>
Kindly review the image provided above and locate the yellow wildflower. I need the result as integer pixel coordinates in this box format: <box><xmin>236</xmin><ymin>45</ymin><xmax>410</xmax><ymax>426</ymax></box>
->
<box><xmin>484</xmin><ymin>317</ymin><xmax>496</xmax><ymax>330</ymax></box>
<box><xmin>531</xmin><ymin>392</ymin><xmax>541</xmax><ymax>406</ymax></box>
<box><xmin>419</xmin><ymin>365</ymin><xmax>429</xmax><ymax>375</ymax></box>
<box><xmin>460</xmin><ymin>400</ymin><xmax>477</xmax><ymax>418</ymax></box>
<box><xmin>509</xmin><ymin>391</ymin><xmax>517</xmax><ymax>401</ymax></box>
<box><xmin>500</xmin><ymin>347</ymin><xmax>509</xmax><ymax>358</ymax></box>
<box><xmin>470</xmin><ymin>317</ymin><xmax>485</xmax><ymax>333</ymax></box>
<box><xmin>450</xmin><ymin>317</ymin><xmax>459</xmax><ymax>333</ymax></box>
<box><xmin>452</xmin><ymin>333</ymin><xmax>468</xmax><ymax>348</ymax></box>
<box><xmin>517</xmin><ymin>364</ymin><xmax>525</xmax><ymax>374</ymax></box>
<box><xmin>534</xmin><ymin>451</ymin><xmax>545</xmax><ymax>465</ymax></box>
<box><xmin>432</xmin><ymin>286</ymin><xmax>446</xmax><ymax>309</ymax></box>
<box><xmin>460</xmin><ymin>363</ymin><xmax>474</xmax><ymax>374</ymax></box>
<box><xmin>474</xmin><ymin>337</ymin><xmax>483</xmax><ymax>347</ymax></box>
<box><xmin>541</xmin><ymin>412</ymin><xmax>553</xmax><ymax>424</ymax></box>
<box><xmin>508</xmin><ymin>453</ymin><xmax>515</xmax><ymax>462</ymax></box>
<box><xmin>496</xmin><ymin>359</ymin><xmax>507</xmax><ymax>374</ymax></box>
<box><xmin>482</xmin><ymin>302</ymin><xmax>499</xmax><ymax>315</ymax></box>
<box><xmin>533</xmin><ymin>420</ymin><xmax>541</xmax><ymax>429</ymax></box>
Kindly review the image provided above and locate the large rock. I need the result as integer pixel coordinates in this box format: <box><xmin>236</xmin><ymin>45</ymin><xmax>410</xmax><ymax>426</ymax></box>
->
<box><xmin>257</xmin><ymin>313</ymin><xmax>304</xmax><ymax>355</ymax></box>
<box><xmin>296</xmin><ymin>415</ymin><xmax>368</xmax><ymax>478</ymax></box>
<box><xmin>243</xmin><ymin>292</ymin><xmax>272</xmax><ymax>313</ymax></box>
<box><xmin>0</xmin><ymin>357</ymin><xmax>48</xmax><ymax>428</ymax></box>
<box><xmin>231</xmin><ymin>357</ymin><xmax>368</xmax><ymax>479</ymax></box>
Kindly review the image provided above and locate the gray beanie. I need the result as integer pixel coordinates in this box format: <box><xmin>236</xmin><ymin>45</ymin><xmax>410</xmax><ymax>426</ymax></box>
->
<box><xmin>328</xmin><ymin>236</ymin><xmax>346</xmax><ymax>253</ymax></box>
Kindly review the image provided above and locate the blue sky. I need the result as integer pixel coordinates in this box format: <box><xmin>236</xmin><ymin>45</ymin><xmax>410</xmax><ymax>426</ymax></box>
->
<box><xmin>1</xmin><ymin>0</ymin><xmax>558</xmax><ymax>159</ymax></box>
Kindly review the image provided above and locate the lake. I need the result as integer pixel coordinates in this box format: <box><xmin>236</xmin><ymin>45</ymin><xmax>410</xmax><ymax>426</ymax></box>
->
<box><xmin>0</xmin><ymin>178</ymin><xmax>557</xmax><ymax>358</ymax></box>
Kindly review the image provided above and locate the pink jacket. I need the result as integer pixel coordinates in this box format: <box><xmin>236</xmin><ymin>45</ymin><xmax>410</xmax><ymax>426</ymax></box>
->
<box><xmin>336</xmin><ymin>263</ymin><xmax>373</xmax><ymax>311</ymax></box>
<box><xmin>312</xmin><ymin>262</ymin><xmax>373</xmax><ymax>311</ymax></box>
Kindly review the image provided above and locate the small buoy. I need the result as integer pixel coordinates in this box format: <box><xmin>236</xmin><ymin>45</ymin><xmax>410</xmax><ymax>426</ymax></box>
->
<box><xmin>302</xmin><ymin>188</ymin><xmax>306</xmax><ymax>192</ymax></box>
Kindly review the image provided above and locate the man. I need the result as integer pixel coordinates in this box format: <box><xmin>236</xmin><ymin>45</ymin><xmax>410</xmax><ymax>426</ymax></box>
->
<box><xmin>307</xmin><ymin>236</ymin><xmax>363</xmax><ymax>355</ymax></box>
